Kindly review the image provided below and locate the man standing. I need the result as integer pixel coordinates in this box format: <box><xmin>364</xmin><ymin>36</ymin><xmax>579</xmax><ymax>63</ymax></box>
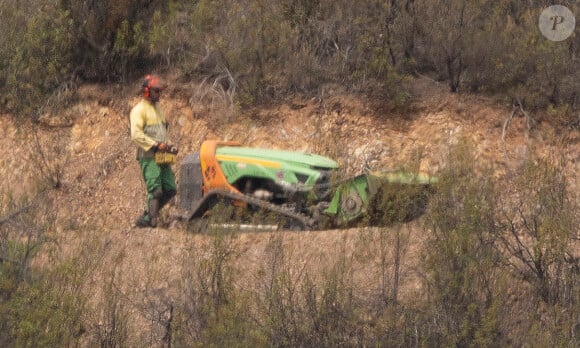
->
<box><xmin>130</xmin><ymin>74</ymin><xmax>178</xmax><ymax>228</ymax></box>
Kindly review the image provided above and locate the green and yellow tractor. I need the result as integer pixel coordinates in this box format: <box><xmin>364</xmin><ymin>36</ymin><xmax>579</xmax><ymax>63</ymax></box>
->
<box><xmin>179</xmin><ymin>140</ymin><xmax>436</xmax><ymax>231</ymax></box>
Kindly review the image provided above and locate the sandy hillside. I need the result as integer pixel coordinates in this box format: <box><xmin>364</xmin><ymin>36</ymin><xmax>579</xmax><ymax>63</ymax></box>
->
<box><xmin>1</xmin><ymin>76</ymin><xmax>579</xmax><ymax>342</ymax></box>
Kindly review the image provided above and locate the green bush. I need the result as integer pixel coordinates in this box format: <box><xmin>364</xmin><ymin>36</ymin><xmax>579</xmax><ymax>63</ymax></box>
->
<box><xmin>3</xmin><ymin>1</ymin><xmax>74</xmax><ymax>117</ymax></box>
<box><xmin>1</xmin><ymin>0</ymin><xmax>578</xmax><ymax>117</ymax></box>
<box><xmin>422</xmin><ymin>140</ymin><xmax>505</xmax><ymax>346</ymax></box>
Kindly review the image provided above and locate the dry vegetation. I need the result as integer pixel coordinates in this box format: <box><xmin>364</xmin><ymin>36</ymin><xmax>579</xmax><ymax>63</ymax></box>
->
<box><xmin>1</xmin><ymin>78</ymin><xmax>578</xmax><ymax>347</ymax></box>
<box><xmin>0</xmin><ymin>0</ymin><xmax>579</xmax><ymax>347</ymax></box>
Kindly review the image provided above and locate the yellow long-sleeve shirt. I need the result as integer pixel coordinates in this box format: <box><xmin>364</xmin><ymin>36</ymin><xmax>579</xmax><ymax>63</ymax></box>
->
<box><xmin>130</xmin><ymin>99</ymin><xmax>169</xmax><ymax>159</ymax></box>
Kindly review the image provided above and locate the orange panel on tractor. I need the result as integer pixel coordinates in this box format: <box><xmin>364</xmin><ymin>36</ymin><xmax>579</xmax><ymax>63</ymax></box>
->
<box><xmin>199</xmin><ymin>140</ymin><xmax>247</xmax><ymax>207</ymax></box>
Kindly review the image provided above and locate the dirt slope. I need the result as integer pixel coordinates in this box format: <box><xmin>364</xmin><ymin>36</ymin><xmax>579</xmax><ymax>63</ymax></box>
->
<box><xmin>3</xmin><ymin>78</ymin><xmax>579</xmax><ymax>226</ymax></box>
<box><xmin>1</xmin><ymin>77</ymin><xmax>579</xmax><ymax>343</ymax></box>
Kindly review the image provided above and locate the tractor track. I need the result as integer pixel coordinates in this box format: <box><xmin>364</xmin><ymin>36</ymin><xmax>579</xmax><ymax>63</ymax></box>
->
<box><xmin>185</xmin><ymin>172</ymin><xmax>369</xmax><ymax>231</ymax></box>
<box><xmin>187</xmin><ymin>189</ymin><xmax>317</xmax><ymax>230</ymax></box>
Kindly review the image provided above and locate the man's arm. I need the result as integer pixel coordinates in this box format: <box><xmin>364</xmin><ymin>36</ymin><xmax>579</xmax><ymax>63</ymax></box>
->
<box><xmin>130</xmin><ymin>105</ymin><xmax>158</xmax><ymax>151</ymax></box>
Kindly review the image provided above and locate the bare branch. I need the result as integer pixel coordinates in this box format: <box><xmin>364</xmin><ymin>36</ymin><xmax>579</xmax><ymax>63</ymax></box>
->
<box><xmin>0</xmin><ymin>204</ymin><xmax>33</xmax><ymax>226</ymax></box>
<box><xmin>501</xmin><ymin>105</ymin><xmax>517</xmax><ymax>170</ymax></box>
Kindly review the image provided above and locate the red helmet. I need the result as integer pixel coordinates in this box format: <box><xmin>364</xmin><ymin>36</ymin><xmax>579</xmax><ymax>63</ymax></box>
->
<box><xmin>142</xmin><ymin>74</ymin><xmax>165</xmax><ymax>99</ymax></box>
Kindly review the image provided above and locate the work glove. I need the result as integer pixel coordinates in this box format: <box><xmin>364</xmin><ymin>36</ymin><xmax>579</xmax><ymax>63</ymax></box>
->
<box><xmin>156</xmin><ymin>142</ymin><xmax>168</xmax><ymax>152</ymax></box>
<box><xmin>156</xmin><ymin>142</ymin><xmax>178</xmax><ymax>154</ymax></box>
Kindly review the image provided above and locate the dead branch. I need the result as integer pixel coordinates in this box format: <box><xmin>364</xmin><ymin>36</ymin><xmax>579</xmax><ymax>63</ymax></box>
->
<box><xmin>30</xmin><ymin>126</ymin><xmax>61</xmax><ymax>189</ymax></box>
<box><xmin>501</xmin><ymin>98</ymin><xmax>534</xmax><ymax>172</ymax></box>
<box><xmin>0</xmin><ymin>204</ymin><xmax>33</xmax><ymax>226</ymax></box>
<box><xmin>516</xmin><ymin>99</ymin><xmax>535</xmax><ymax>132</ymax></box>
<box><xmin>501</xmin><ymin>105</ymin><xmax>516</xmax><ymax>168</ymax></box>
<box><xmin>189</xmin><ymin>66</ymin><xmax>237</xmax><ymax>123</ymax></box>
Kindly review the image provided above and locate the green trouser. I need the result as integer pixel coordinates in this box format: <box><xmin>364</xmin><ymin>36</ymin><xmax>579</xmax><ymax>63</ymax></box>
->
<box><xmin>139</xmin><ymin>158</ymin><xmax>177</xmax><ymax>217</ymax></box>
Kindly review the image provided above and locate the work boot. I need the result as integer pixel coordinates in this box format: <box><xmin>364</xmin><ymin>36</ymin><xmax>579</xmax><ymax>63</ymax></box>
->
<box><xmin>135</xmin><ymin>211</ymin><xmax>152</xmax><ymax>228</ymax></box>
<box><xmin>149</xmin><ymin>198</ymin><xmax>160</xmax><ymax>228</ymax></box>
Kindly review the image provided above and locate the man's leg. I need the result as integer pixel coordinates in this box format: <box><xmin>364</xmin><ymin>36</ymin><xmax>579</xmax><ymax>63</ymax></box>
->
<box><xmin>138</xmin><ymin>159</ymin><xmax>163</xmax><ymax>227</ymax></box>
<box><xmin>148</xmin><ymin>189</ymin><xmax>163</xmax><ymax>227</ymax></box>
<box><xmin>159</xmin><ymin>165</ymin><xmax>177</xmax><ymax>210</ymax></box>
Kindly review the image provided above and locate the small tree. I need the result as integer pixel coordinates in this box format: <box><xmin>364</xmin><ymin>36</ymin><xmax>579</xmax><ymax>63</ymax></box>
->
<box><xmin>2</xmin><ymin>0</ymin><xmax>74</xmax><ymax>117</ymax></box>
<box><xmin>423</xmin><ymin>140</ymin><xmax>505</xmax><ymax>346</ymax></box>
<box><xmin>496</xmin><ymin>157</ymin><xmax>579</xmax><ymax>306</ymax></box>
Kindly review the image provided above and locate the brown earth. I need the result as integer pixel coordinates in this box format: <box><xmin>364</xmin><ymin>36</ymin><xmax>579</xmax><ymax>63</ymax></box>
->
<box><xmin>1</xmin><ymin>76</ymin><xmax>579</xmax><ymax>343</ymax></box>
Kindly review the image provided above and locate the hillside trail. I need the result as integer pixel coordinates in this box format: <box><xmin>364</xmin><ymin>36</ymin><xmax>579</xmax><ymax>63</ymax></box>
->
<box><xmin>1</xmin><ymin>77</ymin><xmax>579</xmax><ymax>340</ymax></box>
